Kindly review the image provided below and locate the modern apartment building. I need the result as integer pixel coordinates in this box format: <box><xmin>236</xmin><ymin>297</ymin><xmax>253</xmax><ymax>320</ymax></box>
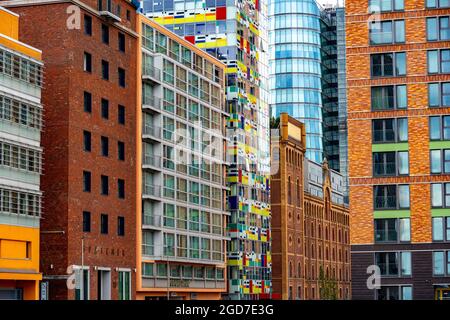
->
<box><xmin>347</xmin><ymin>0</ymin><xmax>450</xmax><ymax>300</ymax></box>
<box><xmin>3</xmin><ymin>0</ymin><xmax>138</xmax><ymax>299</ymax></box>
<box><xmin>141</xmin><ymin>0</ymin><xmax>272</xmax><ymax>299</ymax></box>
<box><xmin>271</xmin><ymin>113</ymin><xmax>350</xmax><ymax>300</ymax></box>
<box><xmin>269</xmin><ymin>1</ymin><xmax>347</xmax><ymax>173</ymax></box>
<box><xmin>0</xmin><ymin>6</ymin><xmax>43</xmax><ymax>300</ymax></box>
<box><xmin>136</xmin><ymin>15</ymin><xmax>228</xmax><ymax>300</ymax></box>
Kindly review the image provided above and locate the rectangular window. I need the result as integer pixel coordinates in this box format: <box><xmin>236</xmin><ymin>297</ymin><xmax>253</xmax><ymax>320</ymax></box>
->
<box><xmin>374</xmin><ymin>185</ymin><xmax>409</xmax><ymax>209</ymax></box>
<box><xmin>118</xmin><ymin>105</ymin><xmax>125</xmax><ymax>125</ymax></box>
<box><xmin>84</xmin><ymin>15</ymin><xmax>92</xmax><ymax>36</ymax></box>
<box><xmin>428</xmin><ymin>49</ymin><xmax>450</xmax><ymax>74</ymax></box>
<box><xmin>430</xmin><ymin>116</ymin><xmax>450</xmax><ymax>140</ymax></box>
<box><xmin>101</xmin><ymin>98</ymin><xmax>109</xmax><ymax>119</ymax></box>
<box><xmin>375</xmin><ymin>251</ymin><xmax>411</xmax><ymax>276</ymax></box>
<box><xmin>372</xmin><ymin>118</ymin><xmax>408</xmax><ymax>143</ymax></box>
<box><xmin>118</xmin><ymin>141</ymin><xmax>125</xmax><ymax>161</ymax></box>
<box><xmin>101</xmin><ymin>175</ymin><xmax>109</xmax><ymax>195</ymax></box>
<box><xmin>83</xmin><ymin>211</ymin><xmax>91</xmax><ymax>232</ymax></box>
<box><xmin>374</xmin><ymin>218</ymin><xmax>410</xmax><ymax>243</ymax></box>
<box><xmin>75</xmin><ymin>269</ymin><xmax>89</xmax><ymax>300</ymax></box>
<box><xmin>429</xmin><ymin>82</ymin><xmax>450</xmax><ymax>107</ymax></box>
<box><xmin>83</xmin><ymin>170</ymin><xmax>91</xmax><ymax>192</ymax></box>
<box><xmin>83</xmin><ymin>130</ymin><xmax>91</xmax><ymax>152</ymax></box>
<box><xmin>427</xmin><ymin>0</ymin><xmax>450</xmax><ymax>7</ymax></box>
<box><xmin>369</xmin><ymin>0</ymin><xmax>404</xmax><ymax>11</ymax></box>
<box><xmin>118</xmin><ymin>68</ymin><xmax>126</xmax><ymax>87</ymax></box>
<box><xmin>102</xmin><ymin>60</ymin><xmax>109</xmax><ymax>80</ymax></box>
<box><xmin>118</xmin><ymin>32</ymin><xmax>126</xmax><ymax>52</ymax></box>
<box><xmin>102</xmin><ymin>24</ymin><xmax>109</xmax><ymax>44</ymax></box>
<box><xmin>101</xmin><ymin>136</ymin><xmax>109</xmax><ymax>157</ymax></box>
<box><xmin>431</xmin><ymin>183</ymin><xmax>450</xmax><ymax>208</ymax></box>
<box><xmin>427</xmin><ymin>17</ymin><xmax>450</xmax><ymax>41</ymax></box>
<box><xmin>373</xmin><ymin>151</ymin><xmax>408</xmax><ymax>176</ymax></box>
<box><xmin>371</xmin><ymin>85</ymin><xmax>407</xmax><ymax>110</ymax></box>
<box><xmin>433</xmin><ymin>251</ymin><xmax>445</xmax><ymax>275</ymax></box>
<box><xmin>84</xmin><ymin>52</ymin><xmax>92</xmax><ymax>73</ymax></box>
<box><xmin>100</xmin><ymin>213</ymin><xmax>108</xmax><ymax>234</ymax></box>
<box><xmin>370</xmin><ymin>20</ymin><xmax>405</xmax><ymax>45</ymax></box>
<box><xmin>118</xmin><ymin>179</ymin><xmax>125</xmax><ymax>199</ymax></box>
<box><xmin>84</xmin><ymin>91</ymin><xmax>92</xmax><ymax>113</ymax></box>
<box><xmin>430</xmin><ymin>149</ymin><xmax>450</xmax><ymax>173</ymax></box>
<box><xmin>118</xmin><ymin>216</ymin><xmax>125</xmax><ymax>236</ymax></box>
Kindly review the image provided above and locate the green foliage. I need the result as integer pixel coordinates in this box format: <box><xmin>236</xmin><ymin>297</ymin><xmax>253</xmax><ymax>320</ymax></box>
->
<box><xmin>319</xmin><ymin>266</ymin><xmax>338</xmax><ymax>300</ymax></box>
<box><xmin>270</xmin><ymin>116</ymin><xmax>280</xmax><ymax>129</ymax></box>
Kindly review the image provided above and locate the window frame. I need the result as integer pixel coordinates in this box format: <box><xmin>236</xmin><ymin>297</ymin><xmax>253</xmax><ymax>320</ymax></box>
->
<box><xmin>369</xmin><ymin>19</ymin><xmax>405</xmax><ymax>45</ymax></box>
<box><xmin>371</xmin><ymin>84</ymin><xmax>407</xmax><ymax>111</ymax></box>
<box><xmin>370</xmin><ymin>52</ymin><xmax>406</xmax><ymax>78</ymax></box>
<box><xmin>373</xmin><ymin>184</ymin><xmax>410</xmax><ymax>210</ymax></box>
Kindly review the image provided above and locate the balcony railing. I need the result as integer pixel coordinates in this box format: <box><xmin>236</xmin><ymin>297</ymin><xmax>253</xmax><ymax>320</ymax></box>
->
<box><xmin>142</xmin><ymin>95</ymin><xmax>162</xmax><ymax>110</ymax></box>
<box><xmin>142</xmin><ymin>244</ymin><xmax>154</xmax><ymax>256</ymax></box>
<box><xmin>143</xmin><ymin>154</ymin><xmax>162</xmax><ymax>168</ymax></box>
<box><xmin>143</xmin><ymin>184</ymin><xmax>162</xmax><ymax>198</ymax></box>
<box><xmin>143</xmin><ymin>214</ymin><xmax>162</xmax><ymax>227</ymax></box>
<box><xmin>142</xmin><ymin>65</ymin><xmax>161</xmax><ymax>82</ymax></box>
<box><xmin>143</xmin><ymin>124</ymin><xmax>162</xmax><ymax>139</ymax></box>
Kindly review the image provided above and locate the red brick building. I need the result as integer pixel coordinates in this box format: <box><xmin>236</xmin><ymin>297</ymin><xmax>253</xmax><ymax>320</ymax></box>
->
<box><xmin>2</xmin><ymin>0</ymin><xmax>138</xmax><ymax>299</ymax></box>
<box><xmin>271</xmin><ymin>114</ymin><xmax>351</xmax><ymax>300</ymax></box>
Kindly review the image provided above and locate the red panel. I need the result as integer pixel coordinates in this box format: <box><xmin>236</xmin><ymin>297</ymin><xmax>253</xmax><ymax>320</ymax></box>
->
<box><xmin>185</xmin><ymin>36</ymin><xmax>195</xmax><ymax>44</ymax></box>
<box><xmin>216</xmin><ymin>7</ymin><xmax>226</xmax><ymax>20</ymax></box>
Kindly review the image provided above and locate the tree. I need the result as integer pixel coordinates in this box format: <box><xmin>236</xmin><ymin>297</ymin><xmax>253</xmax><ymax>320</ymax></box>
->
<box><xmin>319</xmin><ymin>266</ymin><xmax>338</xmax><ymax>300</ymax></box>
<box><xmin>270</xmin><ymin>116</ymin><xmax>280</xmax><ymax>129</ymax></box>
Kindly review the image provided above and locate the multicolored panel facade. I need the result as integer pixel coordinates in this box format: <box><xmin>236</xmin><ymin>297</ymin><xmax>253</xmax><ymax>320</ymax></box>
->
<box><xmin>142</xmin><ymin>0</ymin><xmax>271</xmax><ymax>299</ymax></box>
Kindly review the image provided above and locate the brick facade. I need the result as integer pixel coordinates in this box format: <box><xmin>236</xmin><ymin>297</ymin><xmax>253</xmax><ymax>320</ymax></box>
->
<box><xmin>271</xmin><ymin>114</ymin><xmax>351</xmax><ymax>300</ymax></box>
<box><xmin>5</xmin><ymin>0</ymin><xmax>138</xmax><ymax>300</ymax></box>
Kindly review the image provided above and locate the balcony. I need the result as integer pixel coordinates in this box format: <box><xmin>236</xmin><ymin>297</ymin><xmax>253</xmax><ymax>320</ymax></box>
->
<box><xmin>98</xmin><ymin>0</ymin><xmax>121</xmax><ymax>22</ymax></box>
<box><xmin>142</xmin><ymin>65</ymin><xmax>161</xmax><ymax>84</ymax></box>
<box><xmin>142</xmin><ymin>154</ymin><xmax>162</xmax><ymax>171</ymax></box>
<box><xmin>142</xmin><ymin>214</ymin><xmax>162</xmax><ymax>229</ymax></box>
<box><xmin>143</xmin><ymin>184</ymin><xmax>162</xmax><ymax>199</ymax></box>
<box><xmin>142</xmin><ymin>96</ymin><xmax>162</xmax><ymax>113</ymax></box>
<box><xmin>142</xmin><ymin>124</ymin><xmax>162</xmax><ymax>141</ymax></box>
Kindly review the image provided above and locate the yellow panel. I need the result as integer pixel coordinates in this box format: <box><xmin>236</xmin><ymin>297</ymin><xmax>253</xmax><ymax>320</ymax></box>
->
<box><xmin>0</xmin><ymin>8</ymin><xmax>19</xmax><ymax>39</ymax></box>
<box><xmin>0</xmin><ymin>240</ymin><xmax>28</xmax><ymax>259</ymax></box>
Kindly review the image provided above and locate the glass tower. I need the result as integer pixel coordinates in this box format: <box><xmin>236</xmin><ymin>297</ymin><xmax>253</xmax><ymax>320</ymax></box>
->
<box><xmin>141</xmin><ymin>0</ymin><xmax>272</xmax><ymax>300</ymax></box>
<box><xmin>269</xmin><ymin>0</ymin><xmax>323</xmax><ymax>163</ymax></box>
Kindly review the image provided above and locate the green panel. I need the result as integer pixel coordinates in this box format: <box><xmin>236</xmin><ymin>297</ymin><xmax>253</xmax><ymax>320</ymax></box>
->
<box><xmin>429</xmin><ymin>141</ymin><xmax>450</xmax><ymax>149</ymax></box>
<box><xmin>372</xmin><ymin>143</ymin><xmax>409</xmax><ymax>152</ymax></box>
<box><xmin>373</xmin><ymin>210</ymin><xmax>411</xmax><ymax>219</ymax></box>
<box><xmin>431</xmin><ymin>209</ymin><xmax>450</xmax><ymax>217</ymax></box>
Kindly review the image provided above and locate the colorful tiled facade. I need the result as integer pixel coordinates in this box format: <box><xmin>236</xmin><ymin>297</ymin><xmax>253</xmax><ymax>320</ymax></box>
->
<box><xmin>142</xmin><ymin>0</ymin><xmax>272</xmax><ymax>299</ymax></box>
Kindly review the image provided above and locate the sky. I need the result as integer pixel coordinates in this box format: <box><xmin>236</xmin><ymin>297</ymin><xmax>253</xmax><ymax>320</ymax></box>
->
<box><xmin>316</xmin><ymin>0</ymin><xmax>345</xmax><ymax>7</ymax></box>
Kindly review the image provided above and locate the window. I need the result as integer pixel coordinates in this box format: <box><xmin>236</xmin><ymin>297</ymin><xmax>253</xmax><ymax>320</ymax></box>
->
<box><xmin>427</xmin><ymin>0</ymin><xmax>450</xmax><ymax>8</ymax></box>
<box><xmin>369</xmin><ymin>0</ymin><xmax>404</xmax><ymax>11</ymax></box>
<box><xmin>375</xmin><ymin>251</ymin><xmax>411</xmax><ymax>276</ymax></box>
<box><xmin>429</xmin><ymin>82</ymin><xmax>450</xmax><ymax>107</ymax></box>
<box><xmin>118</xmin><ymin>216</ymin><xmax>125</xmax><ymax>236</ymax></box>
<box><xmin>432</xmin><ymin>216</ymin><xmax>450</xmax><ymax>241</ymax></box>
<box><xmin>118</xmin><ymin>141</ymin><xmax>125</xmax><ymax>161</ymax></box>
<box><xmin>118</xmin><ymin>68</ymin><xmax>126</xmax><ymax>87</ymax></box>
<box><xmin>101</xmin><ymin>175</ymin><xmax>109</xmax><ymax>195</ymax></box>
<box><xmin>100</xmin><ymin>213</ymin><xmax>108</xmax><ymax>234</ymax></box>
<box><xmin>427</xmin><ymin>17</ymin><xmax>450</xmax><ymax>41</ymax></box>
<box><xmin>371</xmin><ymin>85</ymin><xmax>407</xmax><ymax>110</ymax></box>
<box><xmin>118</xmin><ymin>271</ymin><xmax>130</xmax><ymax>300</ymax></box>
<box><xmin>101</xmin><ymin>99</ymin><xmax>109</xmax><ymax>119</ymax></box>
<box><xmin>118</xmin><ymin>105</ymin><xmax>125</xmax><ymax>125</ymax></box>
<box><xmin>84</xmin><ymin>52</ymin><xmax>92</xmax><ymax>72</ymax></box>
<box><xmin>118</xmin><ymin>179</ymin><xmax>125</xmax><ymax>199</ymax></box>
<box><xmin>84</xmin><ymin>15</ymin><xmax>92</xmax><ymax>36</ymax></box>
<box><xmin>371</xmin><ymin>52</ymin><xmax>406</xmax><ymax>77</ymax></box>
<box><xmin>83</xmin><ymin>211</ymin><xmax>91</xmax><ymax>232</ymax></box>
<box><xmin>433</xmin><ymin>251</ymin><xmax>450</xmax><ymax>276</ymax></box>
<box><xmin>373</xmin><ymin>151</ymin><xmax>408</xmax><ymax>176</ymax></box>
<box><xmin>102</xmin><ymin>60</ymin><xmax>109</xmax><ymax>80</ymax></box>
<box><xmin>377</xmin><ymin>286</ymin><xmax>412</xmax><ymax>300</ymax></box>
<box><xmin>372</xmin><ymin>118</ymin><xmax>408</xmax><ymax>143</ymax></box>
<box><xmin>118</xmin><ymin>32</ymin><xmax>126</xmax><ymax>52</ymax></box>
<box><xmin>369</xmin><ymin>20</ymin><xmax>405</xmax><ymax>45</ymax></box>
<box><xmin>83</xmin><ymin>171</ymin><xmax>91</xmax><ymax>192</ymax></box>
<box><xmin>375</xmin><ymin>218</ymin><xmax>410</xmax><ymax>243</ymax></box>
<box><xmin>428</xmin><ymin>49</ymin><xmax>450</xmax><ymax>74</ymax></box>
<box><xmin>430</xmin><ymin>149</ymin><xmax>450</xmax><ymax>173</ymax></box>
<box><xmin>83</xmin><ymin>130</ymin><xmax>91</xmax><ymax>152</ymax></box>
<box><xmin>430</xmin><ymin>116</ymin><xmax>450</xmax><ymax>140</ymax></box>
<box><xmin>101</xmin><ymin>136</ymin><xmax>109</xmax><ymax>157</ymax></box>
<box><xmin>374</xmin><ymin>185</ymin><xmax>409</xmax><ymax>209</ymax></box>
<box><xmin>84</xmin><ymin>91</ymin><xmax>92</xmax><ymax>113</ymax></box>
<box><xmin>102</xmin><ymin>24</ymin><xmax>109</xmax><ymax>44</ymax></box>
<box><xmin>431</xmin><ymin>183</ymin><xmax>450</xmax><ymax>208</ymax></box>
